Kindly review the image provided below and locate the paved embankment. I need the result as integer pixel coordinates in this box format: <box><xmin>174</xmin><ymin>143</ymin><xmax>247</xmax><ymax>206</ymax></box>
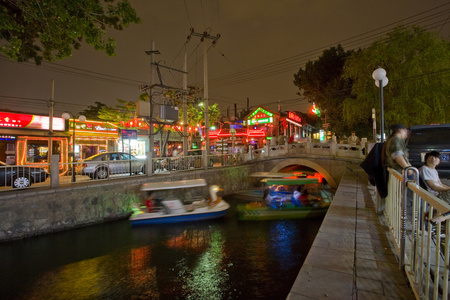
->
<box><xmin>287</xmin><ymin>164</ymin><xmax>415</xmax><ymax>299</ymax></box>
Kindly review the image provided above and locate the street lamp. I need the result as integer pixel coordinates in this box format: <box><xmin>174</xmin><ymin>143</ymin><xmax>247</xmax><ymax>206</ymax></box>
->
<box><xmin>62</xmin><ymin>112</ymin><xmax>86</xmax><ymax>182</ymax></box>
<box><xmin>372</xmin><ymin>67</ymin><xmax>388</xmax><ymax>143</ymax></box>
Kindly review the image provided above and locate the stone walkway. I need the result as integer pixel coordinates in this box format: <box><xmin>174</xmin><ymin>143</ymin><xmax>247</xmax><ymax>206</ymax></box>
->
<box><xmin>287</xmin><ymin>164</ymin><xmax>415</xmax><ymax>299</ymax></box>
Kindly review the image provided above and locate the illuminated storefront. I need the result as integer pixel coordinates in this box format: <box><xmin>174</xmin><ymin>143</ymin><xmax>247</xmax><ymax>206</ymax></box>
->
<box><xmin>280</xmin><ymin>111</ymin><xmax>303</xmax><ymax>142</ymax></box>
<box><xmin>68</xmin><ymin>119</ymin><xmax>119</xmax><ymax>160</ymax></box>
<box><xmin>0</xmin><ymin>112</ymin><xmax>68</xmax><ymax>168</ymax></box>
<box><xmin>244</xmin><ymin>106</ymin><xmax>280</xmax><ymax>147</ymax></box>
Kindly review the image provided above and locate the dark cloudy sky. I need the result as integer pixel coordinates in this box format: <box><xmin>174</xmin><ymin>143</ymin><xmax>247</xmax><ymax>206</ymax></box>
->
<box><xmin>0</xmin><ymin>0</ymin><xmax>449</xmax><ymax>117</ymax></box>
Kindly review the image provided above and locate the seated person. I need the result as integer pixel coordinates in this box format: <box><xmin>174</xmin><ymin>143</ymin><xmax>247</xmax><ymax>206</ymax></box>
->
<box><xmin>263</xmin><ymin>188</ymin><xmax>273</xmax><ymax>206</ymax></box>
<box><xmin>291</xmin><ymin>187</ymin><xmax>303</xmax><ymax>206</ymax></box>
<box><xmin>299</xmin><ymin>187</ymin><xmax>321</xmax><ymax>207</ymax></box>
<box><xmin>144</xmin><ymin>192</ymin><xmax>156</xmax><ymax>212</ymax></box>
<box><xmin>419</xmin><ymin>151</ymin><xmax>450</xmax><ymax>205</ymax></box>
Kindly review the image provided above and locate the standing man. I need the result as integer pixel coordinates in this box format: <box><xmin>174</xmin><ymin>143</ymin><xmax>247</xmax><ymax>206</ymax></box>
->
<box><xmin>420</xmin><ymin>151</ymin><xmax>450</xmax><ymax>204</ymax></box>
<box><xmin>385</xmin><ymin>124</ymin><xmax>413</xmax><ymax>176</ymax></box>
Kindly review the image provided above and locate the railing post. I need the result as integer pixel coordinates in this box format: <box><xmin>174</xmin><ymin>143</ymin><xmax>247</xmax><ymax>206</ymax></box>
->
<box><xmin>266</xmin><ymin>143</ymin><xmax>270</xmax><ymax>158</ymax></box>
<box><xmin>50</xmin><ymin>155</ymin><xmax>60</xmax><ymax>188</ymax></box>
<box><xmin>360</xmin><ymin>138</ymin><xmax>367</xmax><ymax>159</ymax></box>
<box><xmin>306</xmin><ymin>139</ymin><xmax>311</xmax><ymax>154</ymax></box>
<box><xmin>146</xmin><ymin>151</ymin><xmax>152</xmax><ymax>176</ymax></box>
<box><xmin>331</xmin><ymin>139</ymin><xmax>337</xmax><ymax>156</ymax></box>
<box><xmin>399</xmin><ymin>166</ymin><xmax>419</xmax><ymax>268</ymax></box>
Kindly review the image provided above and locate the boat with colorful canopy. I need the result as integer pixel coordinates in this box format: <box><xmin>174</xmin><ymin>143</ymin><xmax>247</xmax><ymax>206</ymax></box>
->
<box><xmin>237</xmin><ymin>177</ymin><xmax>332</xmax><ymax>221</ymax></box>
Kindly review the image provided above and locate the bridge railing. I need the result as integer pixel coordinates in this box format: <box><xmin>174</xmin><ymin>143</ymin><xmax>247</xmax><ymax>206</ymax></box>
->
<box><xmin>383</xmin><ymin>167</ymin><xmax>450</xmax><ymax>299</ymax></box>
<box><xmin>0</xmin><ymin>140</ymin><xmax>367</xmax><ymax>191</ymax></box>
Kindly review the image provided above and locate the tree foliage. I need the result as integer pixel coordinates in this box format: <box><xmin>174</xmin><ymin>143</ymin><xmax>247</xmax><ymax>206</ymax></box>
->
<box><xmin>98</xmin><ymin>99</ymin><xmax>135</xmax><ymax>124</ymax></box>
<box><xmin>342</xmin><ymin>26</ymin><xmax>450</xmax><ymax>131</ymax></box>
<box><xmin>293</xmin><ymin>44</ymin><xmax>355</xmax><ymax>136</ymax></box>
<box><xmin>0</xmin><ymin>0</ymin><xmax>140</xmax><ymax>65</ymax></box>
<box><xmin>179</xmin><ymin>102</ymin><xmax>221</xmax><ymax>127</ymax></box>
<box><xmin>79</xmin><ymin>101</ymin><xmax>108</xmax><ymax>120</ymax></box>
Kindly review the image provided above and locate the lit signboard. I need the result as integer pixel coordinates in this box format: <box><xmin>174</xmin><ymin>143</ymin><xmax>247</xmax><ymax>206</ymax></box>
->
<box><xmin>0</xmin><ymin>112</ymin><xmax>65</xmax><ymax>131</ymax></box>
<box><xmin>71</xmin><ymin>120</ymin><xmax>118</xmax><ymax>134</ymax></box>
<box><xmin>121</xmin><ymin>129</ymin><xmax>138</xmax><ymax>139</ymax></box>
<box><xmin>247</xmin><ymin>117</ymin><xmax>273</xmax><ymax>125</ymax></box>
<box><xmin>247</xmin><ymin>107</ymin><xmax>274</xmax><ymax>125</ymax></box>
<box><xmin>288</xmin><ymin>112</ymin><xmax>301</xmax><ymax>123</ymax></box>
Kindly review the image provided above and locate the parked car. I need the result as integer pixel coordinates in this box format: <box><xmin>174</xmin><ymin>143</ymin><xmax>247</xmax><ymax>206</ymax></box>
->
<box><xmin>81</xmin><ymin>152</ymin><xmax>146</xmax><ymax>179</ymax></box>
<box><xmin>406</xmin><ymin>124</ymin><xmax>450</xmax><ymax>178</ymax></box>
<box><xmin>0</xmin><ymin>161</ymin><xmax>49</xmax><ymax>188</ymax></box>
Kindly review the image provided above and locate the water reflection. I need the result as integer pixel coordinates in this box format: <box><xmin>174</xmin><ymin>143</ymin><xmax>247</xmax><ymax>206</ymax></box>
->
<box><xmin>1</xmin><ymin>197</ymin><xmax>324</xmax><ymax>300</ymax></box>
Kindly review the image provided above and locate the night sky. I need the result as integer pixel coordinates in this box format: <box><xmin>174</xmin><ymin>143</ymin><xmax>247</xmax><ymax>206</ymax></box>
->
<box><xmin>0</xmin><ymin>0</ymin><xmax>449</xmax><ymax>117</ymax></box>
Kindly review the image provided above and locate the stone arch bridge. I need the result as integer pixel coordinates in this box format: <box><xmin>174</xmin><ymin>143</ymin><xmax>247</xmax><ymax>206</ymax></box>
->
<box><xmin>255</xmin><ymin>155</ymin><xmax>362</xmax><ymax>189</ymax></box>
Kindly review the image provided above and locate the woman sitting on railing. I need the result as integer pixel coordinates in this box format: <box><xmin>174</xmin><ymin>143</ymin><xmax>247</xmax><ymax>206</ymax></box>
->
<box><xmin>419</xmin><ymin>151</ymin><xmax>450</xmax><ymax>204</ymax></box>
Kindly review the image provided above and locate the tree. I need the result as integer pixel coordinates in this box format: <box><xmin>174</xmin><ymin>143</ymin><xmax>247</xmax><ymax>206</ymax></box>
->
<box><xmin>342</xmin><ymin>26</ymin><xmax>450</xmax><ymax>131</ymax></box>
<box><xmin>98</xmin><ymin>99</ymin><xmax>135</xmax><ymax>125</ymax></box>
<box><xmin>0</xmin><ymin>0</ymin><xmax>140</xmax><ymax>65</ymax></box>
<box><xmin>79</xmin><ymin>101</ymin><xmax>108</xmax><ymax>120</ymax></box>
<box><xmin>293</xmin><ymin>45</ymin><xmax>355</xmax><ymax>136</ymax></box>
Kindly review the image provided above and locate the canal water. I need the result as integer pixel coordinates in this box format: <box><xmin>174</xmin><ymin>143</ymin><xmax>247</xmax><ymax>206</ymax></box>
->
<box><xmin>0</xmin><ymin>196</ymin><xmax>324</xmax><ymax>300</ymax></box>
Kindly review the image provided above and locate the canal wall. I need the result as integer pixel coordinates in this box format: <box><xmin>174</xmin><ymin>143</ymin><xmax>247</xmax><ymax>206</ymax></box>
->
<box><xmin>0</xmin><ymin>164</ymin><xmax>262</xmax><ymax>242</ymax></box>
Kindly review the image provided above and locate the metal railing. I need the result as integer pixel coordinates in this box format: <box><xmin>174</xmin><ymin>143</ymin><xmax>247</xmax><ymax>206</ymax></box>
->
<box><xmin>0</xmin><ymin>140</ymin><xmax>367</xmax><ymax>191</ymax></box>
<box><xmin>0</xmin><ymin>163</ymin><xmax>50</xmax><ymax>190</ymax></box>
<box><xmin>383</xmin><ymin>167</ymin><xmax>450</xmax><ymax>299</ymax></box>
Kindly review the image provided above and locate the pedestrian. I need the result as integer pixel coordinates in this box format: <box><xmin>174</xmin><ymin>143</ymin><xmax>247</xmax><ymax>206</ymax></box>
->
<box><xmin>419</xmin><ymin>151</ymin><xmax>450</xmax><ymax>204</ymax></box>
<box><xmin>347</xmin><ymin>131</ymin><xmax>360</xmax><ymax>145</ymax></box>
<box><xmin>385</xmin><ymin>124</ymin><xmax>413</xmax><ymax>177</ymax></box>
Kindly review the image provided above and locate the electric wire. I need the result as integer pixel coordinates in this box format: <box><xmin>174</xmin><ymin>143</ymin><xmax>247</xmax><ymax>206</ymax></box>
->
<box><xmin>208</xmin><ymin>7</ymin><xmax>450</xmax><ymax>89</ymax></box>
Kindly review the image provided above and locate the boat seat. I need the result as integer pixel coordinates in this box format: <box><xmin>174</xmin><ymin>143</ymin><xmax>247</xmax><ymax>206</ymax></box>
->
<box><xmin>162</xmin><ymin>199</ymin><xmax>187</xmax><ymax>214</ymax></box>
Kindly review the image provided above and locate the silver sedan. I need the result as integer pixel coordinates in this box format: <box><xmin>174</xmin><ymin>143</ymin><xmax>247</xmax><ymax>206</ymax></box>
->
<box><xmin>81</xmin><ymin>152</ymin><xmax>145</xmax><ymax>179</ymax></box>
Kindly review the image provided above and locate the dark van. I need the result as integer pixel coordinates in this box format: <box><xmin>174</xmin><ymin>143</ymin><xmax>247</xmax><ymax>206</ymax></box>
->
<box><xmin>406</xmin><ymin>124</ymin><xmax>450</xmax><ymax>178</ymax></box>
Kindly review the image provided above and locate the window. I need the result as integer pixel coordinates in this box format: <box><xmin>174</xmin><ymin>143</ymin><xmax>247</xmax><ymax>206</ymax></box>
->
<box><xmin>408</xmin><ymin>129</ymin><xmax>450</xmax><ymax>146</ymax></box>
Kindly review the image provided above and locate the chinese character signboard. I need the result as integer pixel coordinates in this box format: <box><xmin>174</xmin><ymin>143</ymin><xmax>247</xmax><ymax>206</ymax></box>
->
<box><xmin>0</xmin><ymin>112</ymin><xmax>65</xmax><ymax>131</ymax></box>
<box><xmin>121</xmin><ymin>129</ymin><xmax>138</xmax><ymax>139</ymax></box>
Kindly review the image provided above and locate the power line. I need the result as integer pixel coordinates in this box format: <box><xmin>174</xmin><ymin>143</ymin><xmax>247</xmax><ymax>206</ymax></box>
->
<box><xmin>208</xmin><ymin>6</ymin><xmax>450</xmax><ymax>89</ymax></box>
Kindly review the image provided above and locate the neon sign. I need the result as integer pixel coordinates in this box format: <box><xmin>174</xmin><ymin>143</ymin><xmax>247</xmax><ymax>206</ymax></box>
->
<box><xmin>248</xmin><ymin>107</ymin><xmax>273</xmax><ymax>118</ymax></box>
<box><xmin>247</xmin><ymin>107</ymin><xmax>274</xmax><ymax>125</ymax></box>
<box><xmin>288</xmin><ymin>112</ymin><xmax>301</xmax><ymax>123</ymax></box>
<box><xmin>310</xmin><ymin>103</ymin><xmax>321</xmax><ymax>117</ymax></box>
<box><xmin>247</xmin><ymin>117</ymin><xmax>273</xmax><ymax>125</ymax></box>
<box><xmin>0</xmin><ymin>112</ymin><xmax>65</xmax><ymax>131</ymax></box>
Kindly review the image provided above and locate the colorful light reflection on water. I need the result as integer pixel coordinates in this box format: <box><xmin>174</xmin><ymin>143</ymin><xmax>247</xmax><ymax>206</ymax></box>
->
<box><xmin>0</xmin><ymin>197</ymin><xmax>324</xmax><ymax>300</ymax></box>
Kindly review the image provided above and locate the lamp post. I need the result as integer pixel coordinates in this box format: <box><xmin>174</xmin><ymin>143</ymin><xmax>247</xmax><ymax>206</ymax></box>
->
<box><xmin>372</xmin><ymin>67</ymin><xmax>388</xmax><ymax>143</ymax></box>
<box><xmin>62</xmin><ymin>112</ymin><xmax>86</xmax><ymax>182</ymax></box>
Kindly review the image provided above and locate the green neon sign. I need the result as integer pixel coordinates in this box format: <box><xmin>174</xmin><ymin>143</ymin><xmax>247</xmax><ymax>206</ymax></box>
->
<box><xmin>247</xmin><ymin>117</ymin><xmax>273</xmax><ymax>125</ymax></box>
<box><xmin>249</xmin><ymin>107</ymin><xmax>273</xmax><ymax>118</ymax></box>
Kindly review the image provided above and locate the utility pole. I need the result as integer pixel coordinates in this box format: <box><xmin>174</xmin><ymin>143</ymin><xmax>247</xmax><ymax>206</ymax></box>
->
<box><xmin>145</xmin><ymin>41</ymin><xmax>160</xmax><ymax>175</ymax></box>
<box><xmin>183</xmin><ymin>50</ymin><xmax>188</xmax><ymax>156</ymax></box>
<box><xmin>188</xmin><ymin>28</ymin><xmax>220</xmax><ymax>169</ymax></box>
<box><xmin>48</xmin><ymin>80</ymin><xmax>55</xmax><ymax>164</ymax></box>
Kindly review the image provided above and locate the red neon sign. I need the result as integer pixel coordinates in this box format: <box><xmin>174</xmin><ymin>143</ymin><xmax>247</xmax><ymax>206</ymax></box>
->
<box><xmin>0</xmin><ymin>112</ymin><xmax>65</xmax><ymax>131</ymax></box>
<box><xmin>288</xmin><ymin>112</ymin><xmax>301</xmax><ymax>123</ymax></box>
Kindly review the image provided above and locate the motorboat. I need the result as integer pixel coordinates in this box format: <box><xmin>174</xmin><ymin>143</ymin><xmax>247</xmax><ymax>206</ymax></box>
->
<box><xmin>237</xmin><ymin>177</ymin><xmax>333</xmax><ymax>221</ymax></box>
<box><xmin>129</xmin><ymin>179</ymin><xmax>230</xmax><ymax>225</ymax></box>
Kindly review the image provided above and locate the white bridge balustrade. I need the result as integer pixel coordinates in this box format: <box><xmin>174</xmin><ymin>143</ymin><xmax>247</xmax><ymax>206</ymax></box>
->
<box><xmin>245</xmin><ymin>139</ymin><xmax>366</xmax><ymax>161</ymax></box>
